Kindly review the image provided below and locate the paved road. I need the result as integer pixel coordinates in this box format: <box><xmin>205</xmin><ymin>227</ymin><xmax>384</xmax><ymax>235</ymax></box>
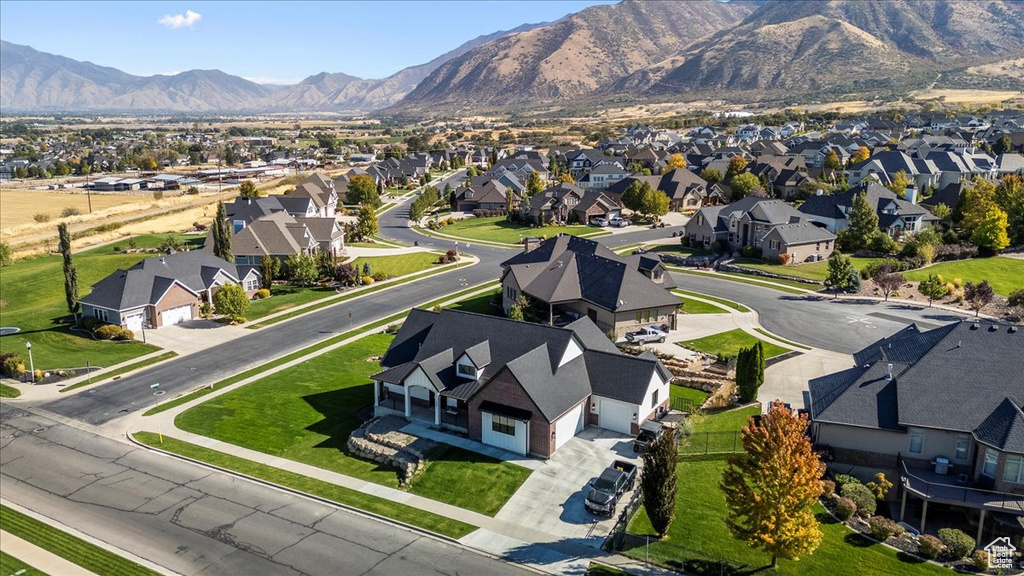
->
<box><xmin>0</xmin><ymin>404</ymin><xmax>531</xmax><ymax>576</ymax></box>
<box><xmin>670</xmin><ymin>272</ymin><xmax>962</xmax><ymax>353</ymax></box>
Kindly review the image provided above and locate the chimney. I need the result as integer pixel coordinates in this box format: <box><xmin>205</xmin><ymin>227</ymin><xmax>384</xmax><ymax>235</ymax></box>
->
<box><xmin>904</xmin><ymin>185</ymin><xmax>917</xmax><ymax>204</ymax></box>
<box><xmin>523</xmin><ymin>236</ymin><xmax>542</xmax><ymax>253</ymax></box>
<box><xmin>816</xmin><ymin>188</ymin><xmax>824</xmax><ymax>196</ymax></box>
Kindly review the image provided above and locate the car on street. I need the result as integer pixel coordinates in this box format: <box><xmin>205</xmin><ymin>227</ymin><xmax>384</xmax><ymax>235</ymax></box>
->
<box><xmin>633</xmin><ymin>420</ymin><xmax>664</xmax><ymax>453</ymax></box>
<box><xmin>585</xmin><ymin>460</ymin><xmax>637</xmax><ymax>515</ymax></box>
<box><xmin>624</xmin><ymin>325</ymin><xmax>667</xmax><ymax>344</ymax></box>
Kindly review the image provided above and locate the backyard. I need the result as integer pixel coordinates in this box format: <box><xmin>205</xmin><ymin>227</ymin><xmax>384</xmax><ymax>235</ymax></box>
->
<box><xmin>434</xmin><ymin>216</ymin><xmax>608</xmax><ymax>245</ymax></box>
<box><xmin>175</xmin><ymin>333</ymin><xmax>532</xmax><ymax>516</ymax></box>
<box><xmin>626</xmin><ymin>407</ymin><xmax>951</xmax><ymax>575</ymax></box>
<box><xmin>677</xmin><ymin>329</ymin><xmax>790</xmax><ymax>360</ymax></box>
<box><xmin>0</xmin><ymin>234</ymin><xmax>204</xmax><ymax>369</ymax></box>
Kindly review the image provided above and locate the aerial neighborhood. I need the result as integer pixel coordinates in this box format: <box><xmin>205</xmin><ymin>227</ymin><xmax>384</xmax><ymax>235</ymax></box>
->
<box><xmin>2</xmin><ymin>1</ymin><xmax>1024</xmax><ymax>576</ymax></box>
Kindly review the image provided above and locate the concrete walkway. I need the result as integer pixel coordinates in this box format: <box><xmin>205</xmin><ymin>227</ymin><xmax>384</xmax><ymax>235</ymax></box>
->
<box><xmin>0</xmin><ymin>530</ymin><xmax>98</xmax><ymax>575</ymax></box>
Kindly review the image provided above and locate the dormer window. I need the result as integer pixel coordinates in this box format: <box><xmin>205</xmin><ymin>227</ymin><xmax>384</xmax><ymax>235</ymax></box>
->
<box><xmin>457</xmin><ymin>364</ymin><xmax>475</xmax><ymax>377</ymax></box>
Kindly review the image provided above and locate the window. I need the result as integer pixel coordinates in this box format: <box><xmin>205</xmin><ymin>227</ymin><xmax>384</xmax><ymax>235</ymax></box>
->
<box><xmin>244</xmin><ymin>278</ymin><xmax>258</xmax><ymax>291</ymax></box>
<box><xmin>457</xmin><ymin>363</ymin><xmax>475</xmax><ymax>377</ymax></box>
<box><xmin>908</xmin><ymin>429</ymin><xmax>924</xmax><ymax>454</ymax></box>
<box><xmin>651</xmin><ymin>389</ymin><xmax>659</xmax><ymax>407</ymax></box>
<box><xmin>492</xmin><ymin>414</ymin><xmax>516</xmax><ymax>436</ymax></box>
<box><xmin>954</xmin><ymin>436</ymin><xmax>970</xmax><ymax>461</ymax></box>
<box><xmin>1004</xmin><ymin>455</ymin><xmax>1023</xmax><ymax>485</ymax></box>
<box><xmin>93</xmin><ymin>308</ymin><xmax>109</xmax><ymax>322</ymax></box>
<box><xmin>983</xmin><ymin>448</ymin><xmax>999</xmax><ymax>478</ymax></box>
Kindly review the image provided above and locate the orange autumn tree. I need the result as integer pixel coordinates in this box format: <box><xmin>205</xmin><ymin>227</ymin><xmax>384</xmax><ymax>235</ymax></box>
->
<box><xmin>720</xmin><ymin>401</ymin><xmax>825</xmax><ymax>568</ymax></box>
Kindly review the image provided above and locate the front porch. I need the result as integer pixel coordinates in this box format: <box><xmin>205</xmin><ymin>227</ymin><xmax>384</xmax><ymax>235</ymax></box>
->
<box><xmin>373</xmin><ymin>380</ymin><xmax>469</xmax><ymax>432</ymax></box>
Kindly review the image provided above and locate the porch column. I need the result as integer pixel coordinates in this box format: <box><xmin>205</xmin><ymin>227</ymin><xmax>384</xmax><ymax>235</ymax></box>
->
<box><xmin>434</xmin><ymin>393</ymin><xmax>441</xmax><ymax>426</ymax></box>
<box><xmin>919</xmin><ymin>500</ymin><xmax>928</xmax><ymax>535</ymax></box>
<box><xmin>549</xmin><ymin>303</ymin><xmax>554</xmax><ymax>325</ymax></box>
<box><xmin>899</xmin><ymin>489</ymin><xmax>907</xmax><ymax>522</ymax></box>
<box><xmin>976</xmin><ymin>509</ymin><xmax>986</xmax><ymax>547</ymax></box>
<box><xmin>404</xmin><ymin>386</ymin><xmax>411</xmax><ymax>418</ymax></box>
<box><xmin>373</xmin><ymin>380</ymin><xmax>379</xmax><ymax>408</ymax></box>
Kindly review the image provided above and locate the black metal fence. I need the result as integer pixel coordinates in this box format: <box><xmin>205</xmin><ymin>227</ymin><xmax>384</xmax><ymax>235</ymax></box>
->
<box><xmin>670</xmin><ymin>397</ymin><xmax>700</xmax><ymax>413</ymax></box>
<box><xmin>604</xmin><ymin>483</ymin><xmax>644</xmax><ymax>551</ymax></box>
<box><xmin>678</xmin><ymin>430</ymin><xmax>744</xmax><ymax>456</ymax></box>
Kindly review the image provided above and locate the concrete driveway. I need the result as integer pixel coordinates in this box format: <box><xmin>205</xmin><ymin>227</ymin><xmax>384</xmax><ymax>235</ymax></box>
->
<box><xmin>495</xmin><ymin>427</ymin><xmax>640</xmax><ymax>548</ymax></box>
<box><xmin>760</xmin><ymin>348</ymin><xmax>853</xmax><ymax>410</ymax></box>
<box><xmin>139</xmin><ymin>319</ymin><xmax>250</xmax><ymax>355</ymax></box>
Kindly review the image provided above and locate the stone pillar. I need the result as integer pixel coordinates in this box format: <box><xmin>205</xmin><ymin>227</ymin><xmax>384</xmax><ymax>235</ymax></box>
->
<box><xmin>373</xmin><ymin>380</ymin><xmax>379</xmax><ymax>409</ymax></box>
<box><xmin>404</xmin><ymin>386</ymin><xmax>411</xmax><ymax>418</ymax></box>
<box><xmin>434</xmin><ymin>393</ymin><xmax>441</xmax><ymax>426</ymax></box>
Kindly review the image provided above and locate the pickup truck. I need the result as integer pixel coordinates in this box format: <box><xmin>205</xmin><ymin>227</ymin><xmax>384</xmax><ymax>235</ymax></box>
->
<box><xmin>633</xmin><ymin>420</ymin><xmax>664</xmax><ymax>453</ymax></box>
<box><xmin>625</xmin><ymin>326</ymin><xmax>667</xmax><ymax>344</ymax></box>
<box><xmin>609</xmin><ymin>217</ymin><xmax>631</xmax><ymax>228</ymax></box>
<box><xmin>585</xmin><ymin>460</ymin><xmax>638</xmax><ymax>515</ymax></box>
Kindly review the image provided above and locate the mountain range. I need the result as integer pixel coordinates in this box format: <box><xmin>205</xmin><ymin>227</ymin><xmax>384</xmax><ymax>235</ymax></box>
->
<box><xmin>3</xmin><ymin>0</ymin><xmax>1024</xmax><ymax>116</ymax></box>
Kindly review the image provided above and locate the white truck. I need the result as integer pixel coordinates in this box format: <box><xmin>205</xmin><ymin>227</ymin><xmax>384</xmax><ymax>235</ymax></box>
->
<box><xmin>624</xmin><ymin>325</ymin><xmax>667</xmax><ymax>344</ymax></box>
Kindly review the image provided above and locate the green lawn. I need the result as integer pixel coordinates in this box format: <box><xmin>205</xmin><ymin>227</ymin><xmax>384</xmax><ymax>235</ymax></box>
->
<box><xmin>671</xmin><ymin>385</ymin><xmax>710</xmax><ymax>405</ymax></box>
<box><xmin>176</xmin><ymin>333</ymin><xmax>530</xmax><ymax>516</ymax></box>
<box><xmin>60</xmin><ymin>351</ymin><xmax>178</xmax><ymax>393</ymax></box>
<box><xmin>446</xmin><ymin>289</ymin><xmax>501</xmax><ymax>315</ymax></box>
<box><xmin>0</xmin><ymin>234</ymin><xmax>198</xmax><ymax>369</ymax></box>
<box><xmin>0</xmin><ymin>504</ymin><xmax>161</xmax><ymax>576</ymax></box>
<box><xmin>672</xmin><ymin>290</ymin><xmax>750</xmax><ymax>314</ymax></box>
<box><xmin>245</xmin><ymin>285</ymin><xmax>337</xmax><ymax>320</ymax></box>
<box><xmin>0</xmin><ymin>550</ymin><xmax>46</xmax><ymax>576</ymax></box>
<box><xmin>626</xmin><ymin>408</ymin><xmax>949</xmax><ymax>575</ymax></box>
<box><xmin>1</xmin><ymin>383</ymin><xmax>21</xmax><ymax>398</ymax></box>
<box><xmin>678</xmin><ymin>329</ymin><xmax>790</xmax><ymax>360</ymax></box>
<box><xmin>349</xmin><ymin>252</ymin><xmax>441</xmax><ymax>279</ymax></box>
<box><xmin>438</xmin><ymin>216</ymin><xmax>606</xmax><ymax>245</ymax></box>
<box><xmin>648</xmin><ymin>244</ymin><xmax>712</xmax><ymax>257</ymax></box>
<box><xmin>133</xmin><ymin>433</ymin><xmax>475</xmax><ymax>539</ymax></box>
<box><xmin>732</xmin><ymin>256</ymin><xmax>882</xmax><ymax>283</ymax></box>
<box><xmin>669</xmin><ymin>267</ymin><xmax>811</xmax><ymax>294</ymax></box>
<box><xmin>903</xmin><ymin>256</ymin><xmax>1024</xmax><ymax>296</ymax></box>
<box><xmin>678</xmin><ymin>296</ymin><xmax>730</xmax><ymax>314</ymax></box>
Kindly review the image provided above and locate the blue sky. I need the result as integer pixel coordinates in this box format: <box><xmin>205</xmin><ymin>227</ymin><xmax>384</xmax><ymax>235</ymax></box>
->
<box><xmin>0</xmin><ymin>1</ymin><xmax>613</xmax><ymax>84</ymax></box>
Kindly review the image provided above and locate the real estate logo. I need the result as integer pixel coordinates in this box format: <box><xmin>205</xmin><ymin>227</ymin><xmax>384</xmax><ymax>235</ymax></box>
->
<box><xmin>984</xmin><ymin>536</ymin><xmax>1017</xmax><ymax>570</ymax></box>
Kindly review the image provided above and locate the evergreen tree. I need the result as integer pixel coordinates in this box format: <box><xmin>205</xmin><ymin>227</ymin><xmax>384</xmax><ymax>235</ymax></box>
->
<box><xmin>362</xmin><ymin>262</ymin><xmax>372</xmax><ymax>277</ymax></box>
<box><xmin>753</xmin><ymin>341</ymin><xmax>765</xmax><ymax>397</ymax></box>
<box><xmin>640</xmin><ymin>427</ymin><xmax>678</xmax><ymax>536</ymax></box>
<box><xmin>260</xmin><ymin>255</ymin><xmax>280</xmax><ymax>284</ymax></box>
<box><xmin>213</xmin><ymin>202</ymin><xmax>233</xmax><ymax>263</ymax></box>
<box><xmin>355</xmin><ymin>204</ymin><xmax>379</xmax><ymax>241</ymax></box>
<box><xmin>527</xmin><ymin>171</ymin><xmax>544</xmax><ymax>197</ymax></box>
<box><xmin>823</xmin><ymin>253</ymin><xmax>854</xmax><ymax>298</ymax></box>
<box><xmin>736</xmin><ymin>346</ymin><xmax>755</xmax><ymax>403</ymax></box>
<box><xmin>838</xmin><ymin>191</ymin><xmax>878</xmax><ymax>251</ymax></box>
<box><xmin>58</xmin><ymin>223</ymin><xmax>79</xmax><ymax>316</ymax></box>
<box><xmin>917</xmin><ymin>274</ymin><xmax>946</xmax><ymax>307</ymax></box>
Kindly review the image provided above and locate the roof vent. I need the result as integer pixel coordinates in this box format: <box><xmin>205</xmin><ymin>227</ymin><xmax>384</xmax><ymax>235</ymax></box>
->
<box><xmin>970</xmin><ymin>322</ymin><xmax>979</xmax><ymax>330</ymax></box>
<box><xmin>989</xmin><ymin>324</ymin><xmax>998</xmax><ymax>332</ymax></box>
<box><xmin>1010</xmin><ymin>326</ymin><xmax>1018</xmax><ymax>334</ymax></box>
<box><xmin>886</xmin><ymin>363</ymin><xmax>893</xmax><ymax>380</ymax></box>
<box><xmin>557</xmin><ymin>260</ymin><xmax>563</xmax><ymax>268</ymax></box>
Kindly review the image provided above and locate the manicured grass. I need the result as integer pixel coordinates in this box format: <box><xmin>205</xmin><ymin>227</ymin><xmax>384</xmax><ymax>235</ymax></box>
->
<box><xmin>588</xmin><ymin>563</ymin><xmax>632</xmax><ymax>576</ymax></box>
<box><xmin>349</xmin><ymin>252</ymin><xmax>441</xmax><ymax>279</ymax></box>
<box><xmin>176</xmin><ymin>334</ymin><xmax>529</xmax><ymax>516</ymax></box>
<box><xmin>0</xmin><ymin>383</ymin><xmax>22</xmax><ymax>398</ymax></box>
<box><xmin>903</xmin><ymin>256</ymin><xmax>1024</xmax><ymax>296</ymax></box>
<box><xmin>678</xmin><ymin>296</ymin><xmax>730</xmax><ymax>314</ymax></box>
<box><xmin>413</xmin><ymin>444</ymin><xmax>533</xmax><ymax>517</ymax></box>
<box><xmin>672</xmin><ymin>290</ymin><xmax>750</xmax><ymax>314</ymax></box>
<box><xmin>438</xmin><ymin>216</ymin><xmax>607</xmax><ymax>245</ymax></box>
<box><xmin>671</xmin><ymin>385</ymin><xmax>710</xmax><ymax>405</ymax></box>
<box><xmin>245</xmin><ymin>285</ymin><xmax>337</xmax><ymax>320</ymax></box>
<box><xmin>60</xmin><ymin>351</ymin><xmax>178</xmax><ymax>393</ymax></box>
<box><xmin>132</xmin><ymin>433</ymin><xmax>475</xmax><ymax>539</ymax></box>
<box><xmin>671</xmin><ymin>267</ymin><xmax>813</xmax><ymax>294</ymax></box>
<box><xmin>0</xmin><ymin>504</ymin><xmax>161</xmax><ymax>576</ymax></box>
<box><xmin>678</xmin><ymin>329</ymin><xmax>789</xmax><ymax>360</ymax></box>
<box><xmin>446</xmin><ymin>289</ymin><xmax>501</xmax><ymax>315</ymax></box>
<box><xmin>626</xmin><ymin>408</ymin><xmax>948</xmax><ymax>575</ymax></box>
<box><xmin>732</xmin><ymin>256</ymin><xmax>882</xmax><ymax>283</ymax></box>
<box><xmin>0</xmin><ymin>550</ymin><xmax>47</xmax><ymax>576</ymax></box>
<box><xmin>0</xmin><ymin>234</ymin><xmax>201</xmax><ymax>368</ymax></box>
<box><xmin>647</xmin><ymin>244</ymin><xmax>712</xmax><ymax>257</ymax></box>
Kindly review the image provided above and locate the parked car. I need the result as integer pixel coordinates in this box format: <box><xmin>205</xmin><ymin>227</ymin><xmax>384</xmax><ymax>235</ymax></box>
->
<box><xmin>591</xmin><ymin>217</ymin><xmax>609</xmax><ymax>227</ymax></box>
<box><xmin>633</xmin><ymin>420</ymin><xmax>664</xmax><ymax>453</ymax></box>
<box><xmin>624</xmin><ymin>325</ymin><xmax>667</xmax><ymax>344</ymax></box>
<box><xmin>585</xmin><ymin>460</ymin><xmax>638</xmax><ymax>515</ymax></box>
<box><xmin>610</xmin><ymin>217</ymin><xmax>631</xmax><ymax>228</ymax></box>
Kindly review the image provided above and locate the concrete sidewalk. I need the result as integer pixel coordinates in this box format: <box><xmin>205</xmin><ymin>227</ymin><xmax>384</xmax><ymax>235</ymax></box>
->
<box><xmin>0</xmin><ymin>530</ymin><xmax>97</xmax><ymax>576</ymax></box>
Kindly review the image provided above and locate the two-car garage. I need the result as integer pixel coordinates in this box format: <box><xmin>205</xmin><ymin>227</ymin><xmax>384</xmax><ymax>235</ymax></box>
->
<box><xmin>160</xmin><ymin>305</ymin><xmax>193</xmax><ymax>326</ymax></box>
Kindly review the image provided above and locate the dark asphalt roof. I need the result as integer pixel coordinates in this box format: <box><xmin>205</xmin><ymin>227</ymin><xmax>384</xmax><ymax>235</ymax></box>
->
<box><xmin>80</xmin><ymin>250</ymin><xmax>238</xmax><ymax>311</ymax></box>
<box><xmin>811</xmin><ymin>321</ymin><xmax>1024</xmax><ymax>453</ymax></box>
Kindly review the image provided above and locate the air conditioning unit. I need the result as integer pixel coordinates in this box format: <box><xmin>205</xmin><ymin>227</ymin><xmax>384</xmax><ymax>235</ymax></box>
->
<box><xmin>934</xmin><ymin>457</ymin><xmax>950</xmax><ymax>475</ymax></box>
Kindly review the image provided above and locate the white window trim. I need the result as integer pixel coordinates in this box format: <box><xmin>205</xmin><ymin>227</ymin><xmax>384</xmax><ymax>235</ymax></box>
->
<box><xmin>1003</xmin><ymin>455</ymin><xmax>1023</xmax><ymax>485</ymax></box>
<box><xmin>908</xmin><ymin>428</ymin><xmax>924</xmax><ymax>455</ymax></box>
<box><xmin>982</xmin><ymin>448</ymin><xmax>999</xmax><ymax>478</ymax></box>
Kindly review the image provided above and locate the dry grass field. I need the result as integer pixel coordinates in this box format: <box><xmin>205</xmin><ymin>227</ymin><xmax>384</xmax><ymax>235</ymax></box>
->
<box><xmin>910</xmin><ymin>88</ymin><xmax>1023</xmax><ymax>104</ymax></box>
<box><xmin>0</xmin><ymin>189</ymin><xmax>157</xmax><ymax>231</ymax></box>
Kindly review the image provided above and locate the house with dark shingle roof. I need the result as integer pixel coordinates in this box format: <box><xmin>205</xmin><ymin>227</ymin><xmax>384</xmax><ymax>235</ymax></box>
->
<box><xmin>80</xmin><ymin>250</ymin><xmax>259</xmax><ymax>332</ymax></box>
<box><xmin>809</xmin><ymin>321</ymin><xmax>1024</xmax><ymax>533</ymax></box>
<box><xmin>500</xmin><ymin>235</ymin><xmax>679</xmax><ymax>337</ymax></box>
<box><xmin>524</xmin><ymin>183</ymin><xmax>620</xmax><ymax>225</ymax></box>
<box><xmin>798</xmin><ymin>182</ymin><xmax>937</xmax><ymax>238</ymax></box>
<box><xmin>372</xmin><ymin>309</ymin><xmax>672</xmax><ymax>457</ymax></box>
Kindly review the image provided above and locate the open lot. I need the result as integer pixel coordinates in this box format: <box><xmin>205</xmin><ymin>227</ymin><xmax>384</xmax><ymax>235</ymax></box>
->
<box><xmin>677</xmin><ymin>329</ymin><xmax>790</xmax><ymax>360</ymax></box>
<box><xmin>627</xmin><ymin>407</ymin><xmax>949</xmax><ymax>575</ymax></box>
<box><xmin>0</xmin><ymin>189</ymin><xmax>150</xmax><ymax>231</ymax></box>
<box><xmin>176</xmin><ymin>333</ymin><xmax>532</xmax><ymax>516</ymax></box>
<box><xmin>436</xmin><ymin>216</ymin><xmax>607</xmax><ymax>245</ymax></box>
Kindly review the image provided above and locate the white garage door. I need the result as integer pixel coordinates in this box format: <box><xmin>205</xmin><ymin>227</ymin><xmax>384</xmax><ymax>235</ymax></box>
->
<box><xmin>599</xmin><ymin>399</ymin><xmax>634</xmax><ymax>435</ymax></box>
<box><xmin>481</xmin><ymin>412</ymin><xmax>528</xmax><ymax>455</ymax></box>
<box><xmin>554</xmin><ymin>403</ymin><xmax>584</xmax><ymax>450</ymax></box>
<box><xmin>161</xmin><ymin>305</ymin><xmax>192</xmax><ymax>326</ymax></box>
<box><xmin>124</xmin><ymin>313</ymin><xmax>144</xmax><ymax>332</ymax></box>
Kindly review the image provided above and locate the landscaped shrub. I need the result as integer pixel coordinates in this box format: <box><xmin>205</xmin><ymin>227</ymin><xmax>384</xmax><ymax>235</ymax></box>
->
<box><xmin>868</xmin><ymin>516</ymin><xmax>902</xmax><ymax>541</ymax></box>
<box><xmin>2</xmin><ymin>354</ymin><xmax>25</xmax><ymax>378</ymax></box>
<box><xmin>81</xmin><ymin>317</ymin><xmax>104</xmax><ymax>332</ymax></box>
<box><xmin>938</xmin><ymin>528</ymin><xmax>975</xmax><ymax>559</ymax></box>
<box><xmin>970</xmin><ymin>549</ymin><xmax>989</xmax><ymax>571</ymax></box>
<box><xmin>917</xmin><ymin>534</ymin><xmax>944</xmax><ymax>559</ymax></box>
<box><xmin>777</xmin><ymin>253</ymin><xmax>791</xmax><ymax>265</ymax></box>
<box><xmin>361</xmin><ymin>275</ymin><xmax>373</xmax><ymax>285</ymax></box>
<box><xmin>200</xmin><ymin>303</ymin><xmax>212</xmax><ymax>318</ymax></box>
<box><xmin>821</xmin><ymin>479</ymin><xmax>836</xmax><ymax>497</ymax></box>
<box><xmin>438</xmin><ymin>248</ymin><xmax>459</xmax><ymax>264</ymax></box>
<box><xmin>833</xmin><ymin>496</ymin><xmax>856</xmax><ymax>520</ymax></box>
<box><xmin>740</xmin><ymin>245</ymin><xmax>761</xmax><ymax>259</ymax></box>
<box><xmin>841</xmin><ymin>482</ymin><xmax>876</xmax><ymax>517</ymax></box>
<box><xmin>113</xmin><ymin>328</ymin><xmax>134</xmax><ymax>341</ymax></box>
<box><xmin>933</xmin><ymin>243</ymin><xmax>978</xmax><ymax>262</ymax></box>
<box><xmin>94</xmin><ymin>324</ymin><xmax>122</xmax><ymax>340</ymax></box>
<box><xmin>253</xmin><ymin>288</ymin><xmax>270</xmax><ymax>300</ymax></box>
<box><xmin>834</xmin><ymin>473</ymin><xmax>861</xmax><ymax>492</ymax></box>
<box><xmin>372</xmin><ymin>271</ymin><xmax>387</xmax><ymax>282</ymax></box>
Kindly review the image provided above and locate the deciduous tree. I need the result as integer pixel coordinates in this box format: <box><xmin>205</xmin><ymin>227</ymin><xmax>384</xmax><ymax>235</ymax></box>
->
<box><xmin>849</xmin><ymin>146</ymin><xmax>871</xmax><ymax>165</ymax></box>
<box><xmin>721</xmin><ymin>401</ymin><xmax>825</xmax><ymax>568</ymax></box>
<box><xmin>640</xmin><ymin>426</ymin><xmax>677</xmax><ymax>536</ymax></box>
<box><xmin>886</xmin><ymin>170</ymin><xmax>912</xmax><ymax>197</ymax></box>
<box><xmin>963</xmin><ymin>280</ymin><xmax>994</xmax><ymax>317</ymax></box>
<box><xmin>727</xmin><ymin>155</ymin><xmax>748</xmax><ymax>178</ymax></box>
<box><xmin>730</xmin><ymin>172</ymin><xmax>761</xmax><ymax>200</ymax></box>
<box><xmin>622</xmin><ymin>180</ymin><xmax>652</xmax><ymax>213</ymax></box>
<box><xmin>527</xmin><ymin>171</ymin><xmax>544</xmax><ymax>197</ymax></box>
<box><xmin>824</xmin><ymin>253</ymin><xmax>854</xmax><ymax>298</ymax></box>
<box><xmin>213</xmin><ymin>283</ymin><xmax>249</xmax><ymax>322</ymax></box>
<box><xmin>971</xmin><ymin>206</ymin><xmax>1010</xmax><ymax>253</ymax></box>
<box><xmin>666</xmin><ymin>153</ymin><xmax>687</xmax><ymax>171</ymax></box>
<box><xmin>347</xmin><ymin>174</ymin><xmax>381</xmax><ymax>208</ymax></box>
<box><xmin>355</xmin><ymin>204</ymin><xmax>378</xmax><ymax>241</ymax></box>
<box><xmin>639</xmin><ymin>187</ymin><xmax>670</xmax><ymax>220</ymax></box>
<box><xmin>58</xmin><ymin>223</ymin><xmax>79</xmax><ymax>316</ymax></box>
<box><xmin>917</xmin><ymin>274</ymin><xmax>947</xmax><ymax>307</ymax></box>
<box><xmin>285</xmin><ymin>253</ymin><xmax>318</xmax><ymax>286</ymax></box>
<box><xmin>995</xmin><ymin>174</ymin><xmax>1024</xmax><ymax>245</ymax></box>
<box><xmin>700</xmin><ymin>167</ymin><xmax>723</xmax><ymax>185</ymax></box>
<box><xmin>872</xmin><ymin>264</ymin><xmax>904</xmax><ymax>302</ymax></box>
<box><xmin>559</xmin><ymin>173</ymin><xmax>575</xmax><ymax>184</ymax></box>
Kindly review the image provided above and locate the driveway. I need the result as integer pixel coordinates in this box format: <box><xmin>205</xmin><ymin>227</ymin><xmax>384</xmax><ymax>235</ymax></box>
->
<box><xmin>760</xmin><ymin>348</ymin><xmax>853</xmax><ymax>410</ymax></box>
<box><xmin>495</xmin><ymin>427</ymin><xmax>639</xmax><ymax>548</ymax></box>
<box><xmin>139</xmin><ymin>318</ymin><xmax>250</xmax><ymax>355</ymax></box>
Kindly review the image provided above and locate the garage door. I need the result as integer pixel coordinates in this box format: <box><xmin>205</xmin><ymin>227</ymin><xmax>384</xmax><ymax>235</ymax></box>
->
<box><xmin>554</xmin><ymin>403</ymin><xmax>584</xmax><ymax>450</ymax></box>
<box><xmin>161</xmin><ymin>305</ymin><xmax>192</xmax><ymax>326</ymax></box>
<box><xmin>599</xmin><ymin>399</ymin><xmax>634</xmax><ymax>435</ymax></box>
<box><xmin>481</xmin><ymin>412</ymin><xmax>528</xmax><ymax>455</ymax></box>
<box><xmin>124</xmin><ymin>313</ymin><xmax>144</xmax><ymax>332</ymax></box>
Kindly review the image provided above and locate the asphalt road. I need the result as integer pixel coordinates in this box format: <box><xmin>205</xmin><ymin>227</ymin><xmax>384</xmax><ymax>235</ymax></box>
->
<box><xmin>0</xmin><ymin>404</ymin><xmax>530</xmax><ymax>576</ymax></box>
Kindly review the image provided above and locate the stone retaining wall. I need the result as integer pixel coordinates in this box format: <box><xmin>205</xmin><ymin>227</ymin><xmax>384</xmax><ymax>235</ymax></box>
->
<box><xmin>718</xmin><ymin>263</ymin><xmax>822</xmax><ymax>286</ymax></box>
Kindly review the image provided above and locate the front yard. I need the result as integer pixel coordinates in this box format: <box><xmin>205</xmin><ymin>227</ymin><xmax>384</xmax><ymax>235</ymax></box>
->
<box><xmin>349</xmin><ymin>252</ymin><xmax>441</xmax><ymax>279</ymax></box>
<box><xmin>732</xmin><ymin>256</ymin><xmax>883</xmax><ymax>282</ymax></box>
<box><xmin>0</xmin><ymin>234</ymin><xmax>199</xmax><ymax>369</ymax></box>
<box><xmin>435</xmin><ymin>216</ymin><xmax>608</xmax><ymax>245</ymax></box>
<box><xmin>677</xmin><ymin>329</ymin><xmax>790</xmax><ymax>360</ymax></box>
<box><xmin>175</xmin><ymin>333</ymin><xmax>531</xmax><ymax>516</ymax></box>
<box><xmin>626</xmin><ymin>407</ymin><xmax>950</xmax><ymax>575</ymax></box>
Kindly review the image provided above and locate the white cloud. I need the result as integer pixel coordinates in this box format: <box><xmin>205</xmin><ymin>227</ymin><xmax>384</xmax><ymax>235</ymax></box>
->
<box><xmin>158</xmin><ymin>9</ymin><xmax>202</xmax><ymax>29</ymax></box>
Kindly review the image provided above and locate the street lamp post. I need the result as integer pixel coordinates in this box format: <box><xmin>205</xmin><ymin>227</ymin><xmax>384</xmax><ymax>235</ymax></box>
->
<box><xmin>25</xmin><ymin>342</ymin><xmax>34</xmax><ymax>383</ymax></box>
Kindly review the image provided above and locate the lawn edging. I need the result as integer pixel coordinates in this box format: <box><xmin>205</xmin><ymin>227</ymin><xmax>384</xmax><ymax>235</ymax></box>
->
<box><xmin>126</xmin><ymin>432</ymin><xmax>475</xmax><ymax>542</ymax></box>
